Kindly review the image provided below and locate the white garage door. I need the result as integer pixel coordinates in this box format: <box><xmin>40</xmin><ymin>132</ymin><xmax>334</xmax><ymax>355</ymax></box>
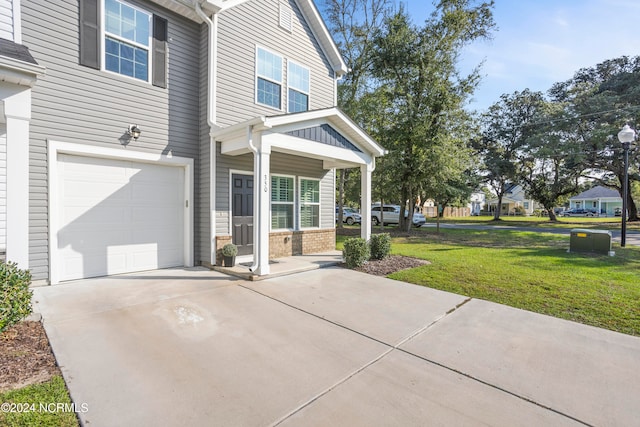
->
<box><xmin>57</xmin><ymin>154</ymin><xmax>184</xmax><ymax>281</ymax></box>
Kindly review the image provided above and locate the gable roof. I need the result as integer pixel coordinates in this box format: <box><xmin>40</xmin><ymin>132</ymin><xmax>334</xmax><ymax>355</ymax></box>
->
<box><xmin>505</xmin><ymin>183</ymin><xmax>519</xmax><ymax>193</ymax></box>
<box><xmin>294</xmin><ymin>0</ymin><xmax>348</xmax><ymax>75</ymax></box>
<box><xmin>570</xmin><ymin>186</ymin><xmax>621</xmax><ymax>200</ymax></box>
<box><xmin>153</xmin><ymin>0</ymin><xmax>348</xmax><ymax>76</ymax></box>
<box><xmin>212</xmin><ymin>107</ymin><xmax>386</xmax><ymax>160</ymax></box>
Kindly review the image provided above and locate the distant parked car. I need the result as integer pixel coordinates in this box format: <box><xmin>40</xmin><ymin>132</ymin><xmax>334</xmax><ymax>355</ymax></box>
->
<box><xmin>371</xmin><ymin>204</ymin><xmax>426</xmax><ymax>227</ymax></box>
<box><xmin>336</xmin><ymin>207</ymin><xmax>361</xmax><ymax>225</ymax></box>
<box><xmin>560</xmin><ymin>208</ymin><xmax>596</xmax><ymax>217</ymax></box>
<box><xmin>614</xmin><ymin>207</ymin><xmax>622</xmax><ymax>217</ymax></box>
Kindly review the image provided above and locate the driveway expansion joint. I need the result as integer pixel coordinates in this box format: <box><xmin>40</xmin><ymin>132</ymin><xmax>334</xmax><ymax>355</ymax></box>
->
<box><xmin>398</xmin><ymin>345</ymin><xmax>594</xmax><ymax>426</ymax></box>
<box><xmin>245</xmin><ymin>287</ymin><xmax>593</xmax><ymax>427</ymax></box>
<box><xmin>241</xmin><ymin>285</ymin><xmax>479</xmax><ymax>426</ymax></box>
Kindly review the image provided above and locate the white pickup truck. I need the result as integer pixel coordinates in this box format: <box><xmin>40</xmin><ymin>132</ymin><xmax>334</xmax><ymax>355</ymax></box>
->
<box><xmin>371</xmin><ymin>205</ymin><xmax>426</xmax><ymax>227</ymax></box>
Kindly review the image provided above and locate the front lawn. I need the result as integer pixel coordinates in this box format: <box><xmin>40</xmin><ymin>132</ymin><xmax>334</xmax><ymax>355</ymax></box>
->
<box><xmin>338</xmin><ymin>229</ymin><xmax>640</xmax><ymax>336</ymax></box>
<box><xmin>0</xmin><ymin>376</ymin><xmax>79</xmax><ymax>427</ymax></box>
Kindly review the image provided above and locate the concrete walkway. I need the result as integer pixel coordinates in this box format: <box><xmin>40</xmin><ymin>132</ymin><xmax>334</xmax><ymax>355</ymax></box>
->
<box><xmin>34</xmin><ymin>267</ymin><xmax>640</xmax><ymax>426</ymax></box>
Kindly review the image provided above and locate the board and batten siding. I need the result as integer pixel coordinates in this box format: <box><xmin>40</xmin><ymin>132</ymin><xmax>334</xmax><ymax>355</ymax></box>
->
<box><xmin>0</xmin><ymin>0</ymin><xmax>14</xmax><ymax>41</ymax></box>
<box><xmin>0</xmin><ymin>125</ymin><xmax>6</xmax><ymax>254</ymax></box>
<box><xmin>21</xmin><ymin>0</ymin><xmax>203</xmax><ymax>281</ymax></box>
<box><xmin>216</xmin><ymin>0</ymin><xmax>336</xmax><ymax>127</ymax></box>
<box><xmin>216</xmin><ymin>149</ymin><xmax>334</xmax><ymax>234</ymax></box>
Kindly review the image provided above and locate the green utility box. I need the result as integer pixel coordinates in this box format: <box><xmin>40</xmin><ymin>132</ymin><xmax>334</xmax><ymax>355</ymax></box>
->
<box><xmin>569</xmin><ymin>229</ymin><xmax>612</xmax><ymax>255</ymax></box>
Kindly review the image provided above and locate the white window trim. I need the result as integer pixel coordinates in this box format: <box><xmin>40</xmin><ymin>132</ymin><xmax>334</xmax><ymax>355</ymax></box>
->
<box><xmin>287</xmin><ymin>59</ymin><xmax>310</xmax><ymax>113</ymax></box>
<box><xmin>100</xmin><ymin>0</ymin><xmax>153</xmax><ymax>84</ymax></box>
<box><xmin>47</xmin><ymin>140</ymin><xmax>194</xmax><ymax>285</ymax></box>
<box><xmin>298</xmin><ymin>176</ymin><xmax>320</xmax><ymax>230</ymax></box>
<box><xmin>270</xmin><ymin>173</ymin><xmax>296</xmax><ymax>231</ymax></box>
<box><xmin>255</xmin><ymin>45</ymin><xmax>283</xmax><ymax>111</ymax></box>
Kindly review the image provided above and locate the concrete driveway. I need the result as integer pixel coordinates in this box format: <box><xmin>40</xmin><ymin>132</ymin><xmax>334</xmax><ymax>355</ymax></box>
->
<box><xmin>34</xmin><ymin>267</ymin><xmax>640</xmax><ymax>426</ymax></box>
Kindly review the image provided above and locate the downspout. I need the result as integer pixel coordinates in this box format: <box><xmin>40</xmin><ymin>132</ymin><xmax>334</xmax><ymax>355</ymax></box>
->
<box><xmin>194</xmin><ymin>2</ymin><xmax>218</xmax><ymax>265</ymax></box>
<box><xmin>194</xmin><ymin>2</ymin><xmax>217</xmax><ymax>127</ymax></box>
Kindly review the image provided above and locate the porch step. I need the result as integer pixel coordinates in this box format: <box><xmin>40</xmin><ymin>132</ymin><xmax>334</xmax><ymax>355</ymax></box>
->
<box><xmin>211</xmin><ymin>251</ymin><xmax>343</xmax><ymax>281</ymax></box>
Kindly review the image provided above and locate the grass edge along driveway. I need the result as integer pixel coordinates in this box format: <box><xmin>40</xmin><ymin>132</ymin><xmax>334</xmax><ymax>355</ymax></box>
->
<box><xmin>340</xmin><ymin>229</ymin><xmax>640</xmax><ymax>337</ymax></box>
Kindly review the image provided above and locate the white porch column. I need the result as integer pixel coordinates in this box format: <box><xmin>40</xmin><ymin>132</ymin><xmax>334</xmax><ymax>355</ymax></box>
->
<box><xmin>4</xmin><ymin>89</ymin><xmax>32</xmax><ymax>269</ymax></box>
<box><xmin>360</xmin><ymin>163</ymin><xmax>372</xmax><ymax>241</ymax></box>
<box><xmin>255</xmin><ymin>141</ymin><xmax>271</xmax><ymax>275</ymax></box>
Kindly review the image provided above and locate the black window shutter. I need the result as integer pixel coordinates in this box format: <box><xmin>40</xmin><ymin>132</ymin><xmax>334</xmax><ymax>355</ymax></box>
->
<box><xmin>79</xmin><ymin>0</ymin><xmax>100</xmax><ymax>69</ymax></box>
<box><xmin>152</xmin><ymin>15</ymin><xmax>168</xmax><ymax>88</ymax></box>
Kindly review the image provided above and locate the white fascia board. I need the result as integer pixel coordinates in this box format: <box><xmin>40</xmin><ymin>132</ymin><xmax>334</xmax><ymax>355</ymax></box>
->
<box><xmin>0</xmin><ymin>57</ymin><xmax>46</xmax><ymax>87</ymax></box>
<box><xmin>147</xmin><ymin>0</ymin><xmax>202</xmax><ymax>21</ymax></box>
<box><xmin>148</xmin><ymin>0</ymin><xmax>251</xmax><ymax>21</ymax></box>
<box><xmin>262</xmin><ymin>133</ymin><xmax>369</xmax><ymax>166</ymax></box>
<box><xmin>220</xmin><ymin>135</ymin><xmax>253</xmax><ymax>155</ymax></box>
<box><xmin>200</xmin><ymin>0</ymin><xmax>252</xmax><ymax>13</ymax></box>
<box><xmin>265</xmin><ymin>108</ymin><xmax>386</xmax><ymax>157</ymax></box>
<box><xmin>211</xmin><ymin>116</ymin><xmax>268</xmax><ymax>141</ymax></box>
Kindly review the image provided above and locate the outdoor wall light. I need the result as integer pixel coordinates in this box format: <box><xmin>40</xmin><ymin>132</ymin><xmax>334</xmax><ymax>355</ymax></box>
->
<box><xmin>617</xmin><ymin>124</ymin><xmax>636</xmax><ymax>247</ymax></box>
<box><xmin>127</xmin><ymin>124</ymin><xmax>142</xmax><ymax>140</ymax></box>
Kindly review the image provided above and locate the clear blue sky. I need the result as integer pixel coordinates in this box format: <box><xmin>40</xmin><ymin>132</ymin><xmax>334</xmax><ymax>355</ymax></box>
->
<box><xmin>389</xmin><ymin>0</ymin><xmax>640</xmax><ymax>111</ymax></box>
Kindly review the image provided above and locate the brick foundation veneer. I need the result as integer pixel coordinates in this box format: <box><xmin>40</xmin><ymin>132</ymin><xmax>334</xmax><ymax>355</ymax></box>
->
<box><xmin>269</xmin><ymin>229</ymin><xmax>336</xmax><ymax>259</ymax></box>
<box><xmin>214</xmin><ymin>229</ymin><xmax>336</xmax><ymax>264</ymax></box>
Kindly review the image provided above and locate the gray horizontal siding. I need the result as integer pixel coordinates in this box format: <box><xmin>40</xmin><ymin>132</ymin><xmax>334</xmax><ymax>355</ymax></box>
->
<box><xmin>198</xmin><ymin>23</ymin><xmax>210</xmax><ymax>264</ymax></box>
<box><xmin>215</xmin><ymin>144</ymin><xmax>253</xmax><ymax>236</ymax></box>
<box><xmin>216</xmin><ymin>149</ymin><xmax>334</xmax><ymax>234</ymax></box>
<box><xmin>216</xmin><ymin>0</ymin><xmax>335</xmax><ymax>127</ymax></box>
<box><xmin>23</xmin><ymin>0</ymin><xmax>203</xmax><ymax>281</ymax></box>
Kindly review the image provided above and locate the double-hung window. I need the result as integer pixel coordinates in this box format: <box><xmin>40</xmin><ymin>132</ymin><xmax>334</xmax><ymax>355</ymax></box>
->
<box><xmin>104</xmin><ymin>0</ymin><xmax>151</xmax><ymax>82</ymax></box>
<box><xmin>79</xmin><ymin>0</ymin><xmax>168</xmax><ymax>87</ymax></box>
<box><xmin>256</xmin><ymin>47</ymin><xmax>283</xmax><ymax>109</ymax></box>
<box><xmin>288</xmin><ymin>61</ymin><xmax>310</xmax><ymax>113</ymax></box>
<box><xmin>299</xmin><ymin>178</ymin><xmax>320</xmax><ymax>228</ymax></box>
<box><xmin>271</xmin><ymin>176</ymin><xmax>294</xmax><ymax>229</ymax></box>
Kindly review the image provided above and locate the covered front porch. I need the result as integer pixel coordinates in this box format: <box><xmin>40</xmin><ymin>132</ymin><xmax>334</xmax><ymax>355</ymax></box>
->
<box><xmin>211</xmin><ymin>107</ymin><xmax>385</xmax><ymax>276</ymax></box>
<box><xmin>485</xmin><ymin>198</ymin><xmax>525</xmax><ymax>215</ymax></box>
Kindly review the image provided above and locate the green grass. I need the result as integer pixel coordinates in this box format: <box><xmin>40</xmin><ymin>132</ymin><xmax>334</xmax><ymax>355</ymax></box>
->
<box><xmin>0</xmin><ymin>376</ymin><xmax>79</xmax><ymax>427</ymax></box>
<box><xmin>338</xmin><ymin>229</ymin><xmax>640</xmax><ymax>336</ymax></box>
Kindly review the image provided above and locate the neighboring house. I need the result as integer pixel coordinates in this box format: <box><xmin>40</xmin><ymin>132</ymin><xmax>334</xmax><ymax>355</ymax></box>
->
<box><xmin>468</xmin><ymin>191</ymin><xmax>485</xmax><ymax>216</ymax></box>
<box><xmin>485</xmin><ymin>183</ymin><xmax>538</xmax><ymax>216</ymax></box>
<box><xmin>569</xmin><ymin>186</ymin><xmax>622</xmax><ymax>216</ymax></box>
<box><xmin>3</xmin><ymin>0</ymin><xmax>384</xmax><ymax>284</ymax></box>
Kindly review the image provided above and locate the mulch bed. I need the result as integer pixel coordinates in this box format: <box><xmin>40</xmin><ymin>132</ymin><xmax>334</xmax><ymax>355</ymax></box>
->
<box><xmin>346</xmin><ymin>255</ymin><xmax>430</xmax><ymax>276</ymax></box>
<box><xmin>0</xmin><ymin>321</ymin><xmax>59</xmax><ymax>392</ymax></box>
<box><xmin>336</xmin><ymin>227</ymin><xmax>431</xmax><ymax>276</ymax></box>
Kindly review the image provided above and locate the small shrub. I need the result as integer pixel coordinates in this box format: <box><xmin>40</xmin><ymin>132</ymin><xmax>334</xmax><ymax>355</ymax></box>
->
<box><xmin>370</xmin><ymin>233</ymin><xmax>391</xmax><ymax>260</ymax></box>
<box><xmin>221</xmin><ymin>243</ymin><xmax>238</xmax><ymax>257</ymax></box>
<box><xmin>1</xmin><ymin>261</ymin><xmax>33</xmax><ymax>333</ymax></box>
<box><xmin>343</xmin><ymin>237</ymin><xmax>370</xmax><ymax>268</ymax></box>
